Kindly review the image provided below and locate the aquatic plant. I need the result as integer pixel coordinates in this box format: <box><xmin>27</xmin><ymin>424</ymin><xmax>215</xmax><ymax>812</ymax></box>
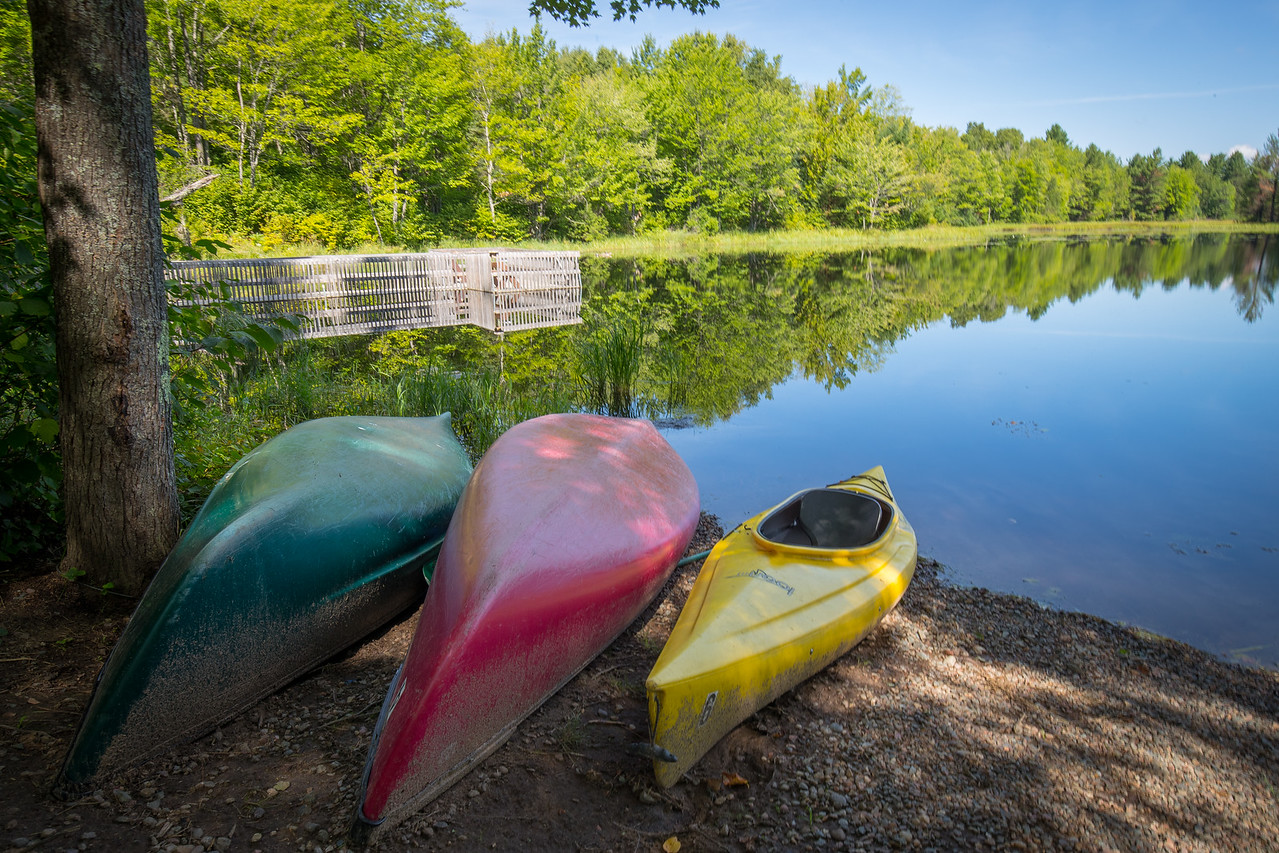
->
<box><xmin>575</xmin><ymin>320</ymin><xmax>645</xmax><ymax>417</ymax></box>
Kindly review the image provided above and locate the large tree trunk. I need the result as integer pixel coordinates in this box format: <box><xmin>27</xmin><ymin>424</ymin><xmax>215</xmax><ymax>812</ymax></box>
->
<box><xmin>27</xmin><ymin>0</ymin><xmax>180</xmax><ymax>594</ymax></box>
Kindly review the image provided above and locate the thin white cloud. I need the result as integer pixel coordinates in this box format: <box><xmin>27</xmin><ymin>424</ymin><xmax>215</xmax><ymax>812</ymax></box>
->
<box><xmin>1018</xmin><ymin>82</ymin><xmax>1279</xmax><ymax>107</ymax></box>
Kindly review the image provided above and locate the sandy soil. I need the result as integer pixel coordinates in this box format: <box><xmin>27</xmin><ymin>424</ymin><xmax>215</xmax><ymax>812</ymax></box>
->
<box><xmin>2</xmin><ymin>514</ymin><xmax>1276</xmax><ymax>853</ymax></box>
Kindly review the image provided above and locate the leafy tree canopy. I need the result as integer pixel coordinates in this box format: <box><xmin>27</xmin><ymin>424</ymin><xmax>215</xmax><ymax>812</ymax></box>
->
<box><xmin>531</xmin><ymin>0</ymin><xmax>718</xmax><ymax>27</ymax></box>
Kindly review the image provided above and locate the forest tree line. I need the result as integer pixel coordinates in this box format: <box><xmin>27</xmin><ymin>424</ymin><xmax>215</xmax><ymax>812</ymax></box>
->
<box><xmin>1</xmin><ymin>0</ymin><xmax>1277</xmax><ymax>252</ymax></box>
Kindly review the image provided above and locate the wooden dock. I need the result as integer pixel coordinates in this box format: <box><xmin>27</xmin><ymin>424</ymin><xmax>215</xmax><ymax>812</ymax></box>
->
<box><xmin>169</xmin><ymin>249</ymin><xmax>582</xmax><ymax>339</ymax></box>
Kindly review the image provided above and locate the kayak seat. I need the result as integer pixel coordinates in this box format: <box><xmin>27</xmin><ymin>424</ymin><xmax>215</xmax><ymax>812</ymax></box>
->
<box><xmin>757</xmin><ymin>489</ymin><xmax>888</xmax><ymax>549</ymax></box>
<box><xmin>775</xmin><ymin>524</ymin><xmax>815</xmax><ymax>546</ymax></box>
<box><xmin>756</xmin><ymin>498</ymin><xmax>816</xmax><ymax>546</ymax></box>
<box><xmin>799</xmin><ymin>489</ymin><xmax>886</xmax><ymax>548</ymax></box>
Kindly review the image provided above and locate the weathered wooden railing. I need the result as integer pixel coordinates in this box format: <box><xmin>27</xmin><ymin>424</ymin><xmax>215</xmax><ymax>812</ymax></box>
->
<box><xmin>169</xmin><ymin>249</ymin><xmax>582</xmax><ymax>338</ymax></box>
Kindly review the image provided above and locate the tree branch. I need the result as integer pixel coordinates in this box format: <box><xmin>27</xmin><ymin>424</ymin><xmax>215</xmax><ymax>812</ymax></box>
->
<box><xmin>161</xmin><ymin>172</ymin><xmax>219</xmax><ymax>204</ymax></box>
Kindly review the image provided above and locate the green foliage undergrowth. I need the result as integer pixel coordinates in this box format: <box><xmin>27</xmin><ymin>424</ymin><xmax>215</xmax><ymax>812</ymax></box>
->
<box><xmin>0</xmin><ymin>96</ymin><xmax>58</xmax><ymax>562</ymax></box>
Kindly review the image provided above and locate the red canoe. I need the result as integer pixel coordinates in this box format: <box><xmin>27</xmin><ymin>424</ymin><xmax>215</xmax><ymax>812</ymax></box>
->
<box><xmin>353</xmin><ymin>413</ymin><xmax>700</xmax><ymax>840</ymax></box>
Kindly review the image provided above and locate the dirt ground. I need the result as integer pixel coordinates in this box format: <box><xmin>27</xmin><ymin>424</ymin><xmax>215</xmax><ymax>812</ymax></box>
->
<box><xmin>2</xmin><ymin>514</ymin><xmax>1277</xmax><ymax>853</ymax></box>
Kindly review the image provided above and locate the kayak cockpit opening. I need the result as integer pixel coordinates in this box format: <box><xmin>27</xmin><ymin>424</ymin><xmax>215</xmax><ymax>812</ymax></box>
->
<box><xmin>756</xmin><ymin>489</ymin><xmax>891</xmax><ymax>549</ymax></box>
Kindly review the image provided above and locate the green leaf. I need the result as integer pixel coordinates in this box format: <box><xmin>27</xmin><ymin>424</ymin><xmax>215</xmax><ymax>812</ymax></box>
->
<box><xmin>19</xmin><ymin>297</ymin><xmax>50</xmax><ymax>317</ymax></box>
<box><xmin>243</xmin><ymin>324</ymin><xmax>283</xmax><ymax>351</ymax></box>
<box><xmin>3</xmin><ymin>428</ymin><xmax>32</xmax><ymax>451</ymax></box>
<box><xmin>194</xmin><ymin>238</ymin><xmax>231</xmax><ymax>254</ymax></box>
<box><xmin>30</xmin><ymin>418</ymin><xmax>58</xmax><ymax>444</ymax></box>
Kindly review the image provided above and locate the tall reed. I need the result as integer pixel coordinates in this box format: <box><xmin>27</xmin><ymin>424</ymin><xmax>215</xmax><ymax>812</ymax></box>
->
<box><xmin>392</xmin><ymin>367</ymin><xmax>574</xmax><ymax>457</ymax></box>
<box><xmin>575</xmin><ymin>321</ymin><xmax>645</xmax><ymax>417</ymax></box>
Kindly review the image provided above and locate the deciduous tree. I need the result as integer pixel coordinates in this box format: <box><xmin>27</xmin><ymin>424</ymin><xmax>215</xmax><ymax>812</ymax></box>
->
<box><xmin>994</xmin><ymin>127</ymin><xmax>1024</xmax><ymax>153</ymax></box>
<box><xmin>961</xmin><ymin>121</ymin><xmax>996</xmax><ymax>153</ymax></box>
<box><xmin>801</xmin><ymin>65</ymin><xmax>872</xmax><ymax>219</ymax></box>
<box><xmin>27</xmin><ymin>0</ymin><xmax>179</xmax><ymax>593</ymax></box>
<box><xmin>470</xmin><ymin>26</ymin><xmax>561</xmax><ymax>238</ymax></box>
<box><xmin>646</xmin><ymin>33</ymin><xmax>803</xmax><ymax>232</ymax></box>
<box><xmin>337</xmin><ymin>0</ymin><xmax>472</xmax><ymax>243</ymax></box>
<box><xmin>833</xmin><ymin>125</ymin><xmax>909</xmax><ymax>229</ymax></box>
<box><xmin>1163</xmin><ymin>164</ymin><xmax>1200</xmax><ymax>219</ymax></box>
<box><xmin>147</xmin><ymin>0</ymin><xmax>224</xmax><ymax>168</ymax></box>
<box><xmin>533</xmin><ymin>0</ymin><xmax>717</xmax><ymax>27</ymax></box>
<box><xmin>553</xmin><ymin>65</ymin><xmax>662</xmax><ymax>236</ymax></box>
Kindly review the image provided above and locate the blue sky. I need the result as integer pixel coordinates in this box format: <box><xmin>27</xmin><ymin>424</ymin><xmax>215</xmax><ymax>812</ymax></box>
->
<box><xmin>452</xmin><ymin>0</ymin><xmax>1279</xmax><ymax>163</ymax></box>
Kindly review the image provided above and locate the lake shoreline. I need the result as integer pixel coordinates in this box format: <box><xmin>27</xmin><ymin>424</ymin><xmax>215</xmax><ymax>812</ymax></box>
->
<box><xmin>579</xmin><ymin>220</ymin><xmax>1279</xmax><ymax>259</ymax></box>
<box><xmin>214</xmin><ymin>220</ymin><xmax>1279</xmax><ymax>260</ymax></box>
<box><xmin>3</xmin><ymin>513</ymin><xmax>1277</xmax><ymax>851</ymax></box>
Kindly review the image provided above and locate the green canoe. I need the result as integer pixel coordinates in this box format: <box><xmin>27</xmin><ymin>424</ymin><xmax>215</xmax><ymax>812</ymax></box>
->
<box><xmin>56</xmin><ymin>415</ymin><xmax>473</xmax><ymax>790</ymax></box>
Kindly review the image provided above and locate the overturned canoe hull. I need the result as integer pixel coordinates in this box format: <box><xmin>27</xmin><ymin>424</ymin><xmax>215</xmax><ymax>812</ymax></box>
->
<box><xmin>354</xmin><ymin>413</ymin><xmax>700</xmax><ymax>841</ymax></box>
<box><xmin>57</xmin><ymin>415</ymin><xmax>473</xmax><ymax>790</ymax></box>
<box><xmin>646</xmin><ymin>467</ymin><xmax>917</xmax><ymax>787</ymax></box>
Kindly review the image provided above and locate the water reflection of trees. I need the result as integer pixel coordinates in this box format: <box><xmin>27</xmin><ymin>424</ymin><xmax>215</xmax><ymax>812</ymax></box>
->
<box><xmin>496</xmin><ymin>234</ymin><xmax>1277</xmax><ymax>424</ymax></box>
<box><xmin>1230</xmin><ymin>234</ymin><xmax>1274</xmax><ymax>323</ymax></box>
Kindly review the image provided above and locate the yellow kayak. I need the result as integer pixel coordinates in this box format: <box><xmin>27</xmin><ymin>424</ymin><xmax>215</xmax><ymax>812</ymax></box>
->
<box><xmin>645</xmin><ymin>467</ymin><xmax>917</xmax><ymax>787</ymax></box>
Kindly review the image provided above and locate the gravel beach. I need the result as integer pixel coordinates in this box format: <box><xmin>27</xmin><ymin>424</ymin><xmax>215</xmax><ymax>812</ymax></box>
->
<box><xmin>2</xmin><ymin>513</ymin><xmax>1277</xmax><ymax>852</ymax></box>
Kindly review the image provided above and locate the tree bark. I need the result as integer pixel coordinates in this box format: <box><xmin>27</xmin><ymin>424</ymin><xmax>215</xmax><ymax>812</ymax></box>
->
<box><xmin>27</xmin><ymin>0</ymin><xmax>180</xmax><ymax>594</ymax></box>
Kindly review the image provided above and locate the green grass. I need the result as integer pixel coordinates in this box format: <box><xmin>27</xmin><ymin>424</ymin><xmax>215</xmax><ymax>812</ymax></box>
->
<box><xmin>215</xmin><ymin>237</ymin><xmax>413</xmax><ymax>259</ymax></box>
<box><xmin>173</xmin><ymin>350</ymin><xmax>575</xmax><ymax>523</ymax></box>
<box><xmin>213</xmin><ymin>220</ymin><xmax>1279</xmax><ymax>262</ymax></box>
<box><xmin>573</xmin><ymin>221</ymin><xmax>1279</xmax><ymax>258</ymax></box>
<box><xmin>553</xmin><ymin>715</ymin><xmax>589</xmax><ymax>754</ymax></box>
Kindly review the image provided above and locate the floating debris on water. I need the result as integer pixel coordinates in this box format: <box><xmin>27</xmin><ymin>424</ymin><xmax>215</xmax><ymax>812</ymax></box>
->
<box><xmin>992</xmin><ymin>417</ymin><xmax>1049</xmax><ymax>437</ymax></box>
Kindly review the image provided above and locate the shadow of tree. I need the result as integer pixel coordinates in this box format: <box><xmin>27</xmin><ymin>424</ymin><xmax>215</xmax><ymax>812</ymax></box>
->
<box><xmin>775</xmin><ymin>559</ymin><xmax>1279</xmax><ymax>850</ymax></box>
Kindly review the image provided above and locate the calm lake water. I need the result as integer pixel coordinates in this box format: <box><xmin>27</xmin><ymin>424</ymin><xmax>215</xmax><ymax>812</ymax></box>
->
<box><xmin>580</xmin><ymin>235</ymin><xmax>1279</xmax><ymax>668</ymax></box>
